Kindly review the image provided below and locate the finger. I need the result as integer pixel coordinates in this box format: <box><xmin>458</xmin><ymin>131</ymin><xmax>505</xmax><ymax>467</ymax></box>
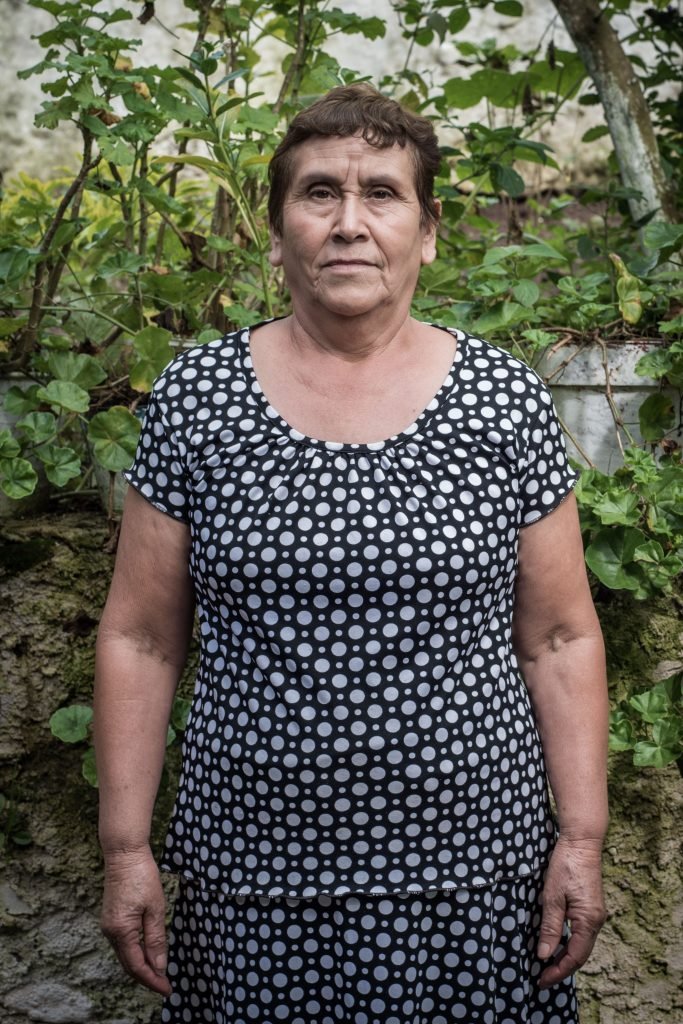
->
<box><xmin>142</xmin><ymin>901</ymin><xmax>171</xmax><ymax>994</ymax></box>
<box><xmin>107</xmin><ymin>924</ymin><xmax>172</xmax><ymax>996</ymax></box>
<box><xmin>537</xmin><ymin>897</ymin><xmax>566</xmax><ymax>961</ymax></box>
<box><xmin>538</xmin><ymin>922</ymin><xmax>600</xmax><ymax>989</ymax></box>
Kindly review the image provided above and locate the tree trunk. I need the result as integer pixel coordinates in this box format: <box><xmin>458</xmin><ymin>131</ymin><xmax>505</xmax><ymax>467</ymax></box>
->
<box><xmin>551</xmin><ymin>0</ymin><xmax>677</xmax><ymax>224</ymax></box>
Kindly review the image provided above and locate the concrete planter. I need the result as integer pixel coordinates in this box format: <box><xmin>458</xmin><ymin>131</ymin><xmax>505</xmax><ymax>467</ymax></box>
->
<box><xmin>537</xmin><ymin>340</ymin><xmax>682</xmax><ymax>472</ymax></box>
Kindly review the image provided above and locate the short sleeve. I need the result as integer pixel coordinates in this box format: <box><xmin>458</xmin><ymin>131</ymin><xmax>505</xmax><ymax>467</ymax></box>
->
<box><xmin>519</xmin><ymin>390</ymin><xmax>577</xmax><ymax>526</ymax></box>
<box><xmin>123</xmin><ymin>385</ymin><xmax>191</xmax><ymax>522</ymax></box>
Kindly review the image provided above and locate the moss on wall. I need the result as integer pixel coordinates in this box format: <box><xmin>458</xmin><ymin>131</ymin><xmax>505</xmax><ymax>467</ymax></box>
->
<box><xmin>1</xmin><ymin>509</ymin><xmax>681</xmax><ymax>1023</ymax></box>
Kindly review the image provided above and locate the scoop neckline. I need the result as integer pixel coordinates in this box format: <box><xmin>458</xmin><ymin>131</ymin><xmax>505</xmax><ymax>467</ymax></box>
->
<box><xmin>240</xmin><ymin>322</ymin><xmax>465</xmax><ymax>454</ymax></box>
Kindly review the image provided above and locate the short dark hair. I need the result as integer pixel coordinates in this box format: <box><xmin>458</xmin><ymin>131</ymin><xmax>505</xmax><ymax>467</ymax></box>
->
<box><xmin>268</xmin><ymin>83</ymin><xmax>441</xmax><ymax>234</ymax></box>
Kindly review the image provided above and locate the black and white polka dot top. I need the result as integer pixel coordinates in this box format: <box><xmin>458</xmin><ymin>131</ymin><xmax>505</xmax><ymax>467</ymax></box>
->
<box><xmin>125</xmin><ymin>323</ymin><xmax>577</xmax><ymax>899</ymax></box>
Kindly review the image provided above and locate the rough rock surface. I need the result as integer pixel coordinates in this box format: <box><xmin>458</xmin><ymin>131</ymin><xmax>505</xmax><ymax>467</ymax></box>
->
<box><xmin>0</xmin><ymin>508</ymin><xmax>681</xmax><ymax>1023</ymax></box>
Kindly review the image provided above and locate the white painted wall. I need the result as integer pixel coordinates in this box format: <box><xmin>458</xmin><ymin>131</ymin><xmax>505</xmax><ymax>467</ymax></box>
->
<box><xmin>0</xmin><ymin>0</ymin><xmax>616</xmax><ymax>185</ymax></box>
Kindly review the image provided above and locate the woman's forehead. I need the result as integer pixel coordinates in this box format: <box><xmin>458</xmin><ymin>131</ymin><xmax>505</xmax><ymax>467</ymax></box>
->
<box><xmin>287</xmin><ymin>135</ymin><xmax>416</xmax><ymax>186</ymax></box>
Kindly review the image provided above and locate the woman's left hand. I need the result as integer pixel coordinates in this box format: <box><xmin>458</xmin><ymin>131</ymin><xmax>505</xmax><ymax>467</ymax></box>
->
<box><xmin>537</xmin><ymin>835</ymin><xmax>607</xmax><ymax>989</ymax></box>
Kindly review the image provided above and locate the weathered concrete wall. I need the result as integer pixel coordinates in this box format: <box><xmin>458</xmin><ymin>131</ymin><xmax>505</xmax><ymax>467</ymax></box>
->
<box><xmin>1</xmin><ymin>507</ymin><xmax>682</xmax><ymax>1022</ymax></box>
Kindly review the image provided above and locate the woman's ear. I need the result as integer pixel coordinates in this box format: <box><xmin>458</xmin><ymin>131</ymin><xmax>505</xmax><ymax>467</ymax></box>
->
<box><xmin>269</xmin><ymin>226</ymin><xmax>282</xmax><ymax>268</ymax></box>
<box><xmin>421</xmin><ymin>200</ymin><xmax>441</xmax><ymax>266</ymax></box>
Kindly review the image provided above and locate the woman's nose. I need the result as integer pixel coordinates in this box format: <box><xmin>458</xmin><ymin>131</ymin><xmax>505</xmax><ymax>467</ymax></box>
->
<box><xmin>332</xmin><ymin>195</ymin><xmax>368</xmax><ymax>240</ymax></box>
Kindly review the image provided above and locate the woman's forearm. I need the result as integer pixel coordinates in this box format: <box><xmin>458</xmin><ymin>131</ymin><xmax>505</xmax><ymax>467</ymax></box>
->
<box><xmin>518</xmin><ymin>631</ymin><xmax>609</xmax><ymax>844</ymax></box>
<box><xmin>94</xmin><ymin>633</ymin><xmax>183</xmax><ymax>855</ymax></box>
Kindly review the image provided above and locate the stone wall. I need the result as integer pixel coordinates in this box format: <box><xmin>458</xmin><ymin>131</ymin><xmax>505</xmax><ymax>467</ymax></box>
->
<box><xmin>0</xmin><ymin>506</ymin><xmax>682</xmax><ymax>1023</ymax></box>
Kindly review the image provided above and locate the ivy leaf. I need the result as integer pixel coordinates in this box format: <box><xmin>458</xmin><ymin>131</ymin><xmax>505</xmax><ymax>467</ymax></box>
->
<box><xmin>0</xmin><ymin>429</ymin><xmax>20</xmax><ymax>459</ymax></box>
<box><xmin>584</xmin><ymin>526</ymin><xmax>648</xmax><ymax>594</ymax></box>
<box><xmin>0</xmin><ymin>457</ymin><xmax>38</xmax><ymax>499</ymax></box>
<box><xmin>49</xmin><ymin>704</ymin><xmax>93</xmax><ymax>743</ymax></box>
<box><xmin>35</xmin><ymin>444</ymin><xmax>81</xmax><ymax>487</ymax></box>
<box><xmin>46</xmin><ymin>352</ymin><xmax>108</xmax><ymax>390</ymax></box>
<box><xmin>88</xmin><ymin>406</ymin><xmax>141</xmax><ymax>472</ymax></box>
<box><xmin>609</xmin><ymin>253</ymin><xmax>642</xmax><ymax>324</ymax></box>
<box><xmin>129</xmin><ymin>326</ymin><xmax>174</xmax><ymax>392</ymax></box>
<box><xmin>16</xmin><ymin>412</ymin><xmax>58</xmax><ymax>445</ymax></box>
<box><xmin>36</xmin><ymin>380</ymin><xmax>90</xmax><ymax>414</ymax></box>
<box><xmin>632</xmin><ymin>739</ymin><xmax>680</xmax><ymax>768</ymax></box>
<box><xmin>593</xmin><ymin>489</ymin><xmax>640</xmax><ymax>526</ymax></box>
<box><xmin>629</xmin><ymin>686</ymin><xmax>671</xmax><ymax>724</ymax></box>
<box><xmin>638</xmin><ymin>393</ymin><xmax>675</xmax><ymax>442</ymax></box>
<box><xmin>82</xmin><ymin>747</ymin><xmax>99</xmax><ymax>788</ymax></box>
<box><xmin>608</xmin><ymin>710</ymin><xmax>636</xmax><ymax>752</ymax></box>
<box><xmin>4</xmin><ymin>384</ymin><xmax>41</xmax><ymax>416</ymax></box>
<box><xmin>171</xmin><ymin>696</ymin><xmax>192</xmax><ymax>733</ymax></box>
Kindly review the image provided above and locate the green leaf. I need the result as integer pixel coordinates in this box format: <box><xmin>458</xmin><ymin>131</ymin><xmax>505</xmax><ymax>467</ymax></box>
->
<box><xmin>642</xmin><ymin>221</ymin><xmax>683</xmax><ymax>253</ymax></box>
<box><xmin>659</xmin><ymin>314</ymin><xmax>683</xmax><ymax>336</ymax></box>
<box><xmin>629</xmin><ymin>686</ymin><xmax>671</xmax><ymax>724</ymax></box>
<box><xmin>0</xmin><ymin>429</ymin><xmax>20</xmax><ymax>459</ymax></box>
<box><xmin>16</xmin><ymin>412</ymin><xmax>57</xmax><ymax>445</ymax></box>
<box><xmin>46</xmin><ymin>352</ymin><xmax>107</xmax><ymax>390</ymax></box>
<box><xmin>443</xmin><ymin>77</ymin><xmax>485</xmax><ymax>109</ymax></box>
<box><xmin>494</xmin><ymin>0</ymin><xmax>523</xmax><ymax>15</ymax></box>
<box><xmin>584</xmin><ymin>526</ymin><xmax>647</xmax><ymax>593</ymax></box>
<box><xmin>634</xmin><ymin>349</ymin><xmax>673</xmax><ymax>381</ymax></box>
<box><xmin>0</xmin><ymin>458</ymin><xmax>38</xmax><ymax>499</ymax></box>
<box><xmin>638</xmin><ymin>393</ymin><xmax>675</xmax><ymax>442</ymax></box>
<box><xmin>36</xmin><ymin>444</ymin><xmax>81</xmax><ymax>487</ymax></box>
<box><xmin>520</xmin><ymin>329</ymin><xmax>558</xmax><ymax>351</ymax></box>
<box><xmin>3</xmin><ymin>385</ymin><xmax>41</xmax><ymax>415</ymax></box>
<box><xmin>36</xmin><ymin>380</ymin><xmax>90</xmax><ymax>414</ymax></box>
<box><xmin>491</xmin><ymin>164</ymin><xmax>525</xmax><ymax>198</ymax></box>
<box><xmin>88</xmin><ymin>406</ymin><xmax>141</xmax><ymax>472</ymax></box>
<box><xmin>166</xmin><ymin>724</ymin><xmax>177</xmax><ymax>747</ymax></box>
<box><xmin>0</xmin><ymin>316</ymin><xmax>28</xmax><ymax>338</ymax></box>
<box><xmin>521</xmin><ymin>241</ymin><xmax>567</xmax><ymax>262</ymax></box>
<box><xmin>608</xmin><ymin>710</ymin><xmax>636</xmax><ymax>752</ymax></box>
<box><xmin>593</xmin><ymin>489</ymin><xmax>640</xmax><ymax>525</ymax></box>
<box><xmin>471</xmin><ymin>301</ymin><xmax>531</xmax><ymax>336</ymax></box>
<box><xmin>129</xmin><ymin>326</ymin><xmax>174</xmax><ymax>393</ymax></box>
<box><xmin>0</xmin><ymin>246</ymin><xmax>32</xmax><ymax>284</ymax></box>
<box><xmin>632</xmin><ymin>739</ymin><xmax>680</xmax><ymax>769</ymax></box>
<box><xmin>82</xmin><ymin>746</ymin><xmax>98</xmax><ymax>788</ymax></box>
<box><xmin>97</xmin><ymin>135</ymin><xmax>135</xmax><ymax>166</ymax></box>
<box><xmin>512</xmin><ymin>280</ymin><xmax>540</xmax><ymax>307</ymax></box>
<box><xmin>171</xmin><ymin>696</ymin><xmax>192</xmax><ymax>733</ymax></box>
<box><xmin>581</xmin><ymin>125</ymin><xmax>610</xmax><ymax>143</ymax></box>
<box><xmin>49</xmin><ymin>705</ymin><xmax>93</xmax><ymax>744</ymax></box>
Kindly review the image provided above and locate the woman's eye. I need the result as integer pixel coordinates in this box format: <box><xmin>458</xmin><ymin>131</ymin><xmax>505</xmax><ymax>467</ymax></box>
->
<box><xmin>309</xmin><ymin>187</ymin><xmax>334</xmax><ymax>200</ymax></box>
<box><xmin>370</xmin><ymin>188</ymin><xmax>393</xmax><ymax>200</ymax></box>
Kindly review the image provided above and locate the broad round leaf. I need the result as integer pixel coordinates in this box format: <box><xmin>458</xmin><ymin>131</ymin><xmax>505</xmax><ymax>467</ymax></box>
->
<box><xmin>36</xmin><ymin>443</ymin><xmax>81</xmax><ymax>487</ymax></box>
<box><xmin>17</xmin><ymin>412</ymin><xmax>57</xmax><ymax>445</ymax></box>
<box><xmin>46</xmin><ymin>352</ymin><xmax>107</xmax><ymax>390</ymax></box>
<box><xmin>36</xmin><ymin>380</ymin><xmax>90</xmax><ymax>414</ymax></box>
<box><xmin>49</xmin><ymin>704</ymin><xmax>93</xmax><ymax>743</ymax></box>
<box><xmin>0</xmin><ymin>457</ymin><xmax>38</xmax><ymax>499</ymax></box>
<box><xmin>0</xmin><ymin>429</ymin><xmax>20</xmax><ymax>459</ymax></box>
<box><xmin>82</xmin><ymin>746</ymin><xmax>99</xmax><ymax>788</ymax></box>
<box><xmin>88</xmin><ymin>406</ymin><xmax>141</xmax><ymax>471</ymax></box>
<box><xmin>638</xmin><ymin>393</ymin><xmax>675</xmax><ymax>443</ymax></box>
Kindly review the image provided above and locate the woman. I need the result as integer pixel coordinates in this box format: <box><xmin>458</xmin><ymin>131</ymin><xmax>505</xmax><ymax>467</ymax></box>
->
<box><xmin>95</xmin><ymin>83</ymin><xmax>608</xmax><ymax>1024</ymax></box>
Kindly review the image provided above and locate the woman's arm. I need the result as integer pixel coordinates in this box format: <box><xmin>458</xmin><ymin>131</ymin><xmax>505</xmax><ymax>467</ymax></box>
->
<box><xmin>512</xmin><ymin>493</ymin><xmax>609</xmax><ymax>989</ymax></box>
<box><xmin>94</xmin><ymin>485</ymin><xmax>194</xmax><ymax>995</ymax></box>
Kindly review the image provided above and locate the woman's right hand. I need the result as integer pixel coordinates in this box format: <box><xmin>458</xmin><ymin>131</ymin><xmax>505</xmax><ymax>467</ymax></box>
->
<box><xmin>101</xmin><ymin>846</ymin><xmax>172</xmax><ymax>996</ymax></box>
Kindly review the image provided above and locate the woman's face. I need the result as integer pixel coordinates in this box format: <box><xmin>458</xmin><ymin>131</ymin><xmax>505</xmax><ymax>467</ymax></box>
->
<box><xmin>269</xmin><ymin>135</ymin><xmax>439</xmax><ymax>322</ymax></box>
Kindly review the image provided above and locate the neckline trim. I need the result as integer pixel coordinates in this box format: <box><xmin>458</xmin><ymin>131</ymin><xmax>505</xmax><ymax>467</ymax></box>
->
<box><xmin>240</xmin><ymin>322</ymin><xmax>466</xmax><ymax>454</ymax></box>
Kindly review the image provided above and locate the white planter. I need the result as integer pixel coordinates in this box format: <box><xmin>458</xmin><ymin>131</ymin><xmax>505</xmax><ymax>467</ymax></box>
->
<box><xmin>537</xmin><ymin>341</ymin><xmax>682</xmax><ymax>472</ymax></box>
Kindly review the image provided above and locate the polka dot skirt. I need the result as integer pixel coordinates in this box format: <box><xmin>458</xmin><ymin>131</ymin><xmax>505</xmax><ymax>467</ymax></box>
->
<box><xmin>161</xmin><ymin>871</ymin><xmax>577</xmax><ymax>1023</ymax></box>
<box><xmin>125</xmin><ymin>322</ymin><xmax>577</xmax><ymax>902</ymax></box>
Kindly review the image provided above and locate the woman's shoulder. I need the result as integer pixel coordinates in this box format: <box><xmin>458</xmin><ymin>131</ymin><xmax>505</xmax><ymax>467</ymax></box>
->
<box><xmin>447</xmin><ymin>326</ymin><xmax>552</xmax><ymax>402</ymax></box>
<box><xmin>153</xmin><ymin>325</ymin><xmax>247</xmax><ymax>390</ymax></box>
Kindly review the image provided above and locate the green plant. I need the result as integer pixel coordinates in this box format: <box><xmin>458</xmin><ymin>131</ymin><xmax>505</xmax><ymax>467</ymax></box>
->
<box><xmin>610</xmin><ymin>672</ymin><xmax>683</xmax><ymax>773</ymax></box>
<box><xmin>0</xmin><ymin>792</ymin><xmax>32</xmax><ymax>852</ymax></box>
<box><xmin>49</xmin><ymin>696</ymin><xmax>193</xmax><ymax>788</ymax></box>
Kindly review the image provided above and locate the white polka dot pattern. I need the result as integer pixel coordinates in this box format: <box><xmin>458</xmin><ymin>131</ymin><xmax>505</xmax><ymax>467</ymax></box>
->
<box><xmin>161</xmin><ymin>875</ymin><xmax>577</xmax><ymax>1023</ymax></box>
<box><xmin>124</xmin><ymin>324</ymin><xmax>577</xmax><ymax>899</ymax></box>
